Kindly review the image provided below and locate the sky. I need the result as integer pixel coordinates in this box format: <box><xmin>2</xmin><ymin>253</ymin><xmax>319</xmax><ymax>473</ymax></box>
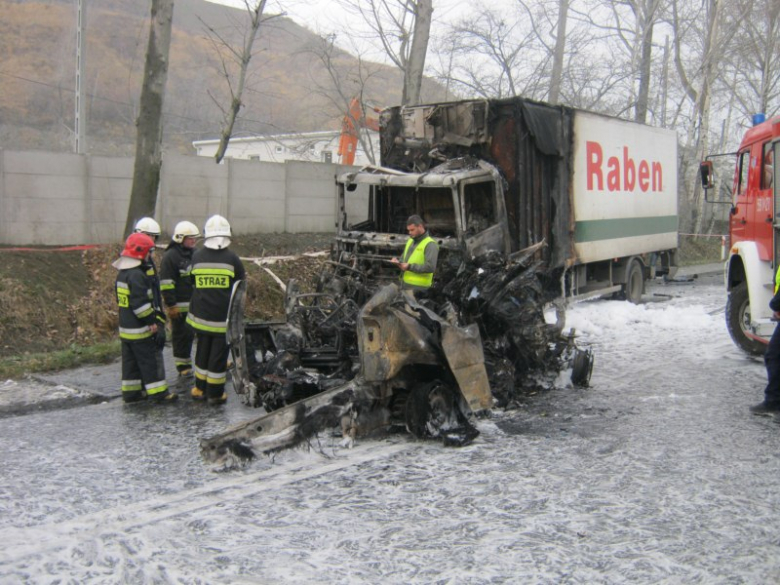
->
<box><xmin>206</xmin><ymin>0</ymin><xmax>478</xmax><ymax>61</ymax></box>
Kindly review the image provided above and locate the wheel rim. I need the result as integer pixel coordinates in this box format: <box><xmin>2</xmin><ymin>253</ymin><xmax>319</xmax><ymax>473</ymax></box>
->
<box><xmin>739</xmin><ymin>298</ymin><xmax>752</xmax><ymax>336</ymax></box>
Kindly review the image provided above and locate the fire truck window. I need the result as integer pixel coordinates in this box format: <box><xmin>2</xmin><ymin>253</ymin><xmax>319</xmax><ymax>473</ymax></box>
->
<box><xmin>463</xmin><ymin>182</ymin><xmax>496</xmax><ymax>234</ymax></box>
<box><xmin>763</xmin><ymin>142</ymin><xmax>774</xmax><ymax>191</ymax></box>
<box><xmin>737</xmin><ymin>151</ymin><xmax>750</xmax><ymax>196</ymax></box>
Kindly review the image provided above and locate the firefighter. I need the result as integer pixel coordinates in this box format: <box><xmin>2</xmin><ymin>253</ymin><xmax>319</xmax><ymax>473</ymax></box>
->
<box><xmin>186</xmin><ymin>215</ymin><xmax>245</xmax><ymax>405</ymax></box>
<box><xmin>112</xmin><ymin>232</ymin><xmax>177</xmax><ymax>403</ymax></box>
<box><xmin>752</xmin><ymin>267</ymin><xmax>780</xmax><ymax>414</ymax></box>
<box><xmin>160</xmin><ymin>221</ymin><xmax>200</xmax><ymax>377</ymax></box>
<box><xmin>134</xmin><ymin>217</ymin><xmax>163</xmax><ymax>319</ymax></box>
<box><xmin>134</xmin><ymin>217</ymin><xmax>161</xmax><ymax>243</ymax></box>
<box><xmin>390</xmin><ymin>214</ymin><xmax>439</xmax><ymax>294</ymax></box>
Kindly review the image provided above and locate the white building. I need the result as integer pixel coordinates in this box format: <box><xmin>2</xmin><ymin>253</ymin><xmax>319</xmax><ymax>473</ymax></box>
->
<box><xmin>192</xmin><ymin>130</ymin><xmax>379</xmax><ymax>166</ymax></box>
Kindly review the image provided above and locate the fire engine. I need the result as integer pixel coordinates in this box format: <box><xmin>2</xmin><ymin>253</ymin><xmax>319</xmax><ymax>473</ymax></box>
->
<box><xmin>701</xmin><ymin>114</ymin><xmax>780</xmax><ymax>355</ymax></box>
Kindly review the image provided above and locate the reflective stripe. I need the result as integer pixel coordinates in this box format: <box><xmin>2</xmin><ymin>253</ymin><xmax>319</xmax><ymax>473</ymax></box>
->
<box><xmin>145</xmin><ymin>379</ymin><xmax>168</xmax><ymax>396</ymax></box>
<box><xmin>117</xmin><ymin>282</ymin><xmax>130</xmax><ymax>292</ymax></box>
<box><xmin>194</xmin><ymin>366</ymin><xmax>208</xmax><ymax>381</ymax></box>
<box><xmin>775</xmin><ymin>267</ymin><xmax>780</xmax><ymax>295</ymax></box>
<box><xmin>176</xmin><ymin>302</ymin><xmax>190</xmax><ymax>311</ymax></box>
<box><xmin>192</xmin><ymin>262</ymin><xmax>236</xmax><ymax>273</ymax></box>
<box><xmin>134</xmin><ymin>302</ymin><xmax>153</xmax><ymax>318</ymax></box>
<box><xmin>160</xmin><ymin>279</ymin><xmax>175</xmax><ymax>291</ymax></box>
<box><xmin>174</xmin><ymin>357</ymin><xmax>193</xmax><ymax>367</ymax></box>
<box><xmin>122</xmin><ymin>379</ymin><xmax>143</xmax><ymax>392</ymax></box>
<box><xmin>206</xmin><ymin>371</ymin><xmax>227</xmax><ymax>385</ymax></box>
<box><xmin>119</xmin><ymin>326</ymin><xmax>153</xmax><ymax>340</ymax></box>
<box><xmin>186</xmin><ymin>313</ymin><xmax>227</xmax><ymax>334</ymax></box>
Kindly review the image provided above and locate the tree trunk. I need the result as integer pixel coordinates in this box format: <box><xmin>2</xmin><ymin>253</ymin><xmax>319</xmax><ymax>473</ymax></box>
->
<box><xmin>214</xmin><ymin>0</ymin><xmax>267</xmax><ymax>164</ymax></box>
<box><xmin>548</xmin><ymin>0</ymin><xmax>569</xmax><ymax>104</ymax></box>
<box><xmin>634</xmin><ymin>20</ymin><xmax>654</xmax><ymax>122</ymax></box>
<box><xmin>402</xmin><ymin>0</ymin><xmax>433</xmax><ymax>106</ymax></box>
<box><xmin>124</xmin><ymin>0</ymin><xmax>175</xmax><ymax>237</ymax></box>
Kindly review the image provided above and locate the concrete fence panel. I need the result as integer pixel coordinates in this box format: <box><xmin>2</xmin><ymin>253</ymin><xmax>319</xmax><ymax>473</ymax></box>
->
<box><xmin>0</xmin><ymin>149</ymin><xmax>352</xmax><ymax>246</ymax></box>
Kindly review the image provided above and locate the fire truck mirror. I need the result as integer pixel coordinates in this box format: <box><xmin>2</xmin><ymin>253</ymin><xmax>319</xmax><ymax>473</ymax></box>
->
<box><xmin>699</xmin><ymin>161</ymin><xmax>714</xmax><ymax>189</ymax></box>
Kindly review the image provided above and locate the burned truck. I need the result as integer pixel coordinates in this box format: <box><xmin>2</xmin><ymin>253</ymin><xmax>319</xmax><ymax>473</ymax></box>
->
<box><xmin>200</xmin><ymin>96</ymin><xmax>678</xmax><ymax>465</ymax></box>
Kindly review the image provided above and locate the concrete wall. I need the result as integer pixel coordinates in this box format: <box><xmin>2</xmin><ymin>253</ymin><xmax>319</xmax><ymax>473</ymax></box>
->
<box><xmin>0</xmin><ymin>149</ymin><xmax>354</xmax><ymax>246</ymax></box>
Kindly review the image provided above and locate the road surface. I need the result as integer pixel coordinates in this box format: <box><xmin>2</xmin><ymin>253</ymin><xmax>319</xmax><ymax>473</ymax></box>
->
<box><xmin>1</xmin><ymin>271</ymin><xmax>779</xmax><ymax>584</ymax></box>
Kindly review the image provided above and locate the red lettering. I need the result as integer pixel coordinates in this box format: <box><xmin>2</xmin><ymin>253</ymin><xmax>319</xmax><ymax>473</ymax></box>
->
<box><xmin>587</xmin><ymin>141</ymin><xmax>603</xmax><ymax>190</ymax></box>
<box><xmin>607</xmin><ymin>157</ymin><xmax>620</xmax><ymax>191</ymax></box>
<box><xmin>623</xmin><ymin>147</ymin><xmax>636</xmax><ymax>191</ymax></box>
<box><xmin>652</xmin><ymin>161</ymin><xmax>663</xmax><ymax>191</ymax></box>
<box><xmin>638</xmin><ymin>161</ymin><xmax>649</xmax><ymax>191</ymax></box>
<box><xmin>584</xmin><ymin>140</ymin><xmax>665</xmax><ymax>194</ymax></box>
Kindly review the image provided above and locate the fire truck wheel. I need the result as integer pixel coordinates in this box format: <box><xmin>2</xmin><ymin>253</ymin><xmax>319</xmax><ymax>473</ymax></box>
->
<box><xmin>624</xmin><ymin>260</ymin><xmax>644</xmax><ymax>304</ymax></box>
<box><xmin>726</xmin><ymin>282</ymin><xmax>766</xmax><ymax>356</ymax></box>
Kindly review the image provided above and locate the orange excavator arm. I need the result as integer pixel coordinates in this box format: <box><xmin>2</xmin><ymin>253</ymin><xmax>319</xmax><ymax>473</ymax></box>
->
<box><xmin>338</xmin><ymin>97</ymin><xmax>382</xmax><ymax>165</ymax></box>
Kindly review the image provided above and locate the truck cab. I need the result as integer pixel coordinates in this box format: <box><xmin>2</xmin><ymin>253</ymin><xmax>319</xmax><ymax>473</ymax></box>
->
<box><xmin>332</xmin><ymin>158</ymin><xmax>511</xmax><ymax>294</ymax></box>
<box><xmin>706</xmin><ymin>115</ymin><xmax>780</xmax><ymax>354</ymax></box>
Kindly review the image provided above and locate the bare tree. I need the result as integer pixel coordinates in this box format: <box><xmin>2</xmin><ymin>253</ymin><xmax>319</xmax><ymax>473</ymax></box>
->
<box><xmin>202</xmin><ymin>0</ymin><xmax>272</xmax><ymax>164</ymax></box>
<box><xmin>445</xmin><ymin>5</ymin><xmax>539</xmax><ymax>99</ymax></box>
<box><xmin>548</xmin><ymin>0</ymin><xmax>570</xmax><ymax>104</ymax></box>
<box><xmin>338</xmin><ymin>0</ymin><xmax>433</xmax><ymax>106</ymax></box>
<box><xmin>303</xmin><ymin>35</ymin><xmax>384</xmax><ymax>164</ymax></box>
<box><xmin>124</xmin><ymin>0</ymin><xmax>175</xmax><ymax>237</ymax></box>
<box><xmin>724</xmin><ymin>0</ymin><xmax>780</xmax><ymax>119</ymax></box>
<box><xmin>672</xmin><ymin>0</ymin><xmax>747</xmax><ymax>234</ymax></box>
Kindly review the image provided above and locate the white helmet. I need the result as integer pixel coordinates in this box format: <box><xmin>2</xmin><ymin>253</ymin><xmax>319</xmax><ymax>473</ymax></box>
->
<box><xmin>172</xmin><ymin>220</ymin><xmax>201</xmax><ymax>243</ymax></box>
<box><xmin>134</xmin><ymin>217</ymin><xmax>161</xmax><ymax>238</ymax></box>
<box><xmin>203</xmin><ymin>214</ymin><xmax>232</xmax><ymax>249</ymax></box>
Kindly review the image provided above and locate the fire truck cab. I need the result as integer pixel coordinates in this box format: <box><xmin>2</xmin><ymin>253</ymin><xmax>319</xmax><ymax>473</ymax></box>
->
<box><xmin>702</xmin><ymin>115</ymin><xmax>780</xmax><ymax>354</ymax></box>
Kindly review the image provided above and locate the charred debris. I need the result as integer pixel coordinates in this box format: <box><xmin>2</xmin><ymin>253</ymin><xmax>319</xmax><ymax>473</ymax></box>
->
<box><xmin>200</xmin><ymin>240</ymin><xmax>593</xmax><ymax>468</ymax></box>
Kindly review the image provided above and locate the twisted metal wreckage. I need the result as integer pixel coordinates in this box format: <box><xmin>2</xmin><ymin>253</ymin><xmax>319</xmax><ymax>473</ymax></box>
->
<box><xmin>198</xmin><ymin>97</ymin><xmax>660</xmax><ymax>468</ymax></box>
<box><xmin>200</xmin><ymin>242</ymin><xmax>593</xmax><ymax>468</ymax></box>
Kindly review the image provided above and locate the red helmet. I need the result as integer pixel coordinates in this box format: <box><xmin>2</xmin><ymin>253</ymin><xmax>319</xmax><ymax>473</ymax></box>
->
<box><xmin>121</xmin><ymin>232</ymin><xmax>155</xmax><ymax>260</ymax></box>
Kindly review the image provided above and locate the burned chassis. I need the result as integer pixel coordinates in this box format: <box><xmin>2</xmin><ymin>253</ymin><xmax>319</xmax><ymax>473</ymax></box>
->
<box><xmin>200</xmin><ymin>244</ymin><xmax>593</xmax><ymax>467</ymax></box>
<box><xmin>200</xmin><ymin>279</ymin><xmax>493</xmax><ymax>465</ymax></box>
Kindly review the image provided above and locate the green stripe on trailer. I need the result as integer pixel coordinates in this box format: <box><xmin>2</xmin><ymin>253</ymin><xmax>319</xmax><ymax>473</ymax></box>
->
<box><xmin>574</xmin><ymin>216</ymin><xmax>678</xmax><ymax>243</ymax></box>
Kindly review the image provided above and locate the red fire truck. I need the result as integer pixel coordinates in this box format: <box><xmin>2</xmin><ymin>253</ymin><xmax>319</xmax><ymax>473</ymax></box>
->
<box><xmin>701</xmin><ymin>114</ymin><xmax>780</xmax><ymax>354</ymax></box>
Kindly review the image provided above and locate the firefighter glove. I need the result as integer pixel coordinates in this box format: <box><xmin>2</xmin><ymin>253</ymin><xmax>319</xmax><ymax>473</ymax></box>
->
<box><xmin>155</xmin><ymin>329</ymin><xmax>167</xmax><ymax>350</ymax></box>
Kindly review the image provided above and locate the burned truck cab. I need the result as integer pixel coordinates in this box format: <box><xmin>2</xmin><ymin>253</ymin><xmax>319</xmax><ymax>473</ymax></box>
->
<box><xmin>332</xmin><ymin>159</ymin><xmax>512</xmax><ymax>295</ymax></box>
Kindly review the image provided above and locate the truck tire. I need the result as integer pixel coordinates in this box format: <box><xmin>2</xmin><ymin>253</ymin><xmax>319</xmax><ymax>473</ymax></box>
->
<box><xmin>405</xmin><ymin>380</ymin><xmax>478</xmax><ymax>446</ymax></box>
<box><xmin>726</xmin><ymin>283</ymin><xmax>766</xmax><ymax>356</ymax></box>
<box><xmin>623</xmin><ymin>260</ymin><xmax>644</xmax><ymax>304</ymax></box>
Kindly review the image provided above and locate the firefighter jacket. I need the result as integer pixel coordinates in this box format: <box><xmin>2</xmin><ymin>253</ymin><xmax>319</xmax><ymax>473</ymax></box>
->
<box><xmin>401</xmin><ymin>233</ymin><xmax>438</xmax><ymax>289</ymax></box>
<box><xmin>186</xmin><ymin>247</ymin><xmax>246</xmax><ymax>335</ymax></box>
<box><xmin>159</xmin><ymin>242</ymin><xmax>194</xmax><ymax>313</ymax></box>
<box><xmin>116</xmin><ymin>262</ymin><xmax>166</xmax><ymax>341</ymax></box>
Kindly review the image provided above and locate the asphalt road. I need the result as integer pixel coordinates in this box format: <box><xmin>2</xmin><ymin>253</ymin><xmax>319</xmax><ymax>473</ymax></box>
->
<box><xmin>1</xmin><ymin>269</ymin><xmax>779</xmax><ymax>584</ymax></box>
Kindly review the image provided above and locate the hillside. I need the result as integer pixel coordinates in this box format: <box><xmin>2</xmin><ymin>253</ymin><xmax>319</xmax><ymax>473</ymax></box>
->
<box><xmin>0</xmin><ymin>0</ymin><xmax>446</xmax><ymax>155</ymax></box>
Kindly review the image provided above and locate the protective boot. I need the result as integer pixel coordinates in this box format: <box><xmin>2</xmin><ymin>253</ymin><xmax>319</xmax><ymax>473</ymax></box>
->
<box><xmin>191</xmin><ymin>387</ymin><xmax>206</xmax><ymax>401</ymax></box>
<box><xmin>208</xmin><ymin>392</ymin><xmax>228</xmax><ymax>405</ymax></box>
<box><xmin>151</xmin><ymin>391</ymin><xmax>179</xmax><ymax>404</ymax></box>
<box><xmin>750</xmin><ymin>401</ymin><xmax>780</xmax><ymax>415</ymax></box>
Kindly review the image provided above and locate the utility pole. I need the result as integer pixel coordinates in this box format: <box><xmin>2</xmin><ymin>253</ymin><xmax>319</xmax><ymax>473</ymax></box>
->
<box><xmin>75</xmin><ymin>0</ymin><xmax>87</xmax><ymax>154</ymax></box>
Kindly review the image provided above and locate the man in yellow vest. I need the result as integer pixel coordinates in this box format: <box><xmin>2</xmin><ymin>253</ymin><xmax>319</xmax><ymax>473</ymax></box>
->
<box><xmin>391</xmin><ymin>215</ymin><xmax>439</xmax><ymax>294</ymax></box>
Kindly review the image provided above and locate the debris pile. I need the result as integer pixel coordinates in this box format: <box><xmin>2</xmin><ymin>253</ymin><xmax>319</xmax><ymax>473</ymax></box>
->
<box><xmin>201</xmin><ymin>246</ymin><xmax>593</xmax><ymax>465</ymax></box>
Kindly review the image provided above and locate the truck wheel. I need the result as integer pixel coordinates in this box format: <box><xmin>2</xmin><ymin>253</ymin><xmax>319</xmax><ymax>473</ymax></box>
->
<box><xmin>726</xmin><ymin>283</ymin><xmax>766</xmax><ymax>356</ymax></box>
<box><xmin>623</xmin><ymin>260</ymin><xmax>644</xmax><ymax>304</ymax></box>
<box><xmin>405</xmin><ymin>380</ymin><xmax>478</xmax><ymax>446</ymax></box>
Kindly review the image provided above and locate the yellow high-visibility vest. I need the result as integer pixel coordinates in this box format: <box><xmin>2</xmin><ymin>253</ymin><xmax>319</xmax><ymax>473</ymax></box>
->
<box><xmin>401</xmin><ymin>236</ymin><xmax>436</xmax><ymax>288</ymax></box>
